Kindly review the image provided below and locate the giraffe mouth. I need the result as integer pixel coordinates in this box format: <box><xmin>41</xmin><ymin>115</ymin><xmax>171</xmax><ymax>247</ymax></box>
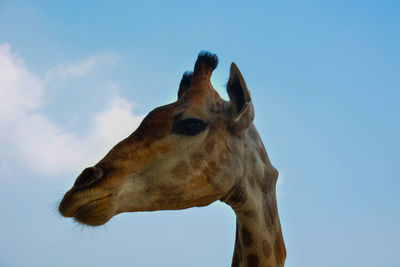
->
<box><xmin>74</xmin><ymin>194</ymin><xmax>112</xmax><ymax>213</ymax></box>
<box><xmin>59</xmin><ymin>192</ymin><xmax>115</xmax><ymax>226</ymax></box>
<box><xmin>72</xmin><ymin>194</ymin><xmax>114</xmax><ymax>226</ymax></box>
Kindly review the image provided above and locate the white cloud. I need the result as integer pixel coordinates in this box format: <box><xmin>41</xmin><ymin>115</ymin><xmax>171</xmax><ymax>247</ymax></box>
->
<box><xmin>0</xmin><ymin>44</ymin><xmax>43</xmax><ymax>122</ymax></box>
<box><xmin>0</xmin><ymin>43</ymin><xmax>143</xmax><ymax>177</ymax></box>
<box><xmin>44</xmin><ymin>54</ymin><xmax>119</xmax><ymax>81</ymax></box>
<box><xmin>11</xmin><ymin>113</ymin><xmax>83</xmax><ymax>174</ymax></box>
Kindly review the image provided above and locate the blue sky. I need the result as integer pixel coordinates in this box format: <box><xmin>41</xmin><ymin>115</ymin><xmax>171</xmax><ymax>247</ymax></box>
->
<box><xmin>0</xmin><ymin>1</ymin><xmax>399</xmax><ymax>267</ymax></box>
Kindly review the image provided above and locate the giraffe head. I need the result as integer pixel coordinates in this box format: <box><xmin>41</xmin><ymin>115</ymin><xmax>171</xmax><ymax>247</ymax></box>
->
<box><xmin>59</xmin><ymin>52</ymin><xmax>256</xmax><ymax>226</ymax></box>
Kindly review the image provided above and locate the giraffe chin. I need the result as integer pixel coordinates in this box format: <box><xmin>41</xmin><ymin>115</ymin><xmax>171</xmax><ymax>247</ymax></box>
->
<box><xmin>71</xmin><ymin>196</ymin><xmax>116</xmax><ymax>226</ymax></box>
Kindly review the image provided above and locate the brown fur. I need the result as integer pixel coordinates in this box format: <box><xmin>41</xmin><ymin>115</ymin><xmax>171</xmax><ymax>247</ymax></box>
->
<box><xmin>241</xmin><ymin>225</ymin><xmax>253</xmax><ymax>247</ymax></box>
<box><xmin>274</xmin><ymin>232</ymin><xmax>287</xmax><ymax>265</ymax></box>
<box><xmin>263</xmin><ymin>240</ymin><xmax>272</xmax><ymax>259</ymax></box>
<box><xmin>247</xmin><ymin>254</ymin><xmax>259</xmax><ymax>267</ymax></box>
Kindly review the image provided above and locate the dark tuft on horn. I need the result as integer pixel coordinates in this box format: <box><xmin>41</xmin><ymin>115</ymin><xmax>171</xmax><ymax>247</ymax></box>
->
<box><xmin>178</xmin><ymin>71</ymin><xmax>193</xmax><ymax>99</ymax></box>
<box><xmin>195</xmin><ymin>51</ymin><xmax>218</xmax><ymax>72</ymax></box>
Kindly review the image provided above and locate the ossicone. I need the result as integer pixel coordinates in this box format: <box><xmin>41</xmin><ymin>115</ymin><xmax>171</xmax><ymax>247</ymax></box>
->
<box><xmin>191</xmin><ymin>51</ymin><xmax>218</xmax><ymax>85</ymax></box>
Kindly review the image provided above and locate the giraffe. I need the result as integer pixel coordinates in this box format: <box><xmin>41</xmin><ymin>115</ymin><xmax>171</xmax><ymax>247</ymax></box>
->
<box><xmin>59</xmin><ymin>51</ymin><xmax>286</xmax><ymax>267</ymax></box>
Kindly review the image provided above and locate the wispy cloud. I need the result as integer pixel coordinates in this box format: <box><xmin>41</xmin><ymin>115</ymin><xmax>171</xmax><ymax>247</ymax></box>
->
<box><xmin>44</xmin><ymin>54</ymin><xmax>119</xmax><ymax>81</ymax></box>
<box><xmin>0</xmin><ymin>43</ymin><xmax>143</xmax><ymax>178</ymax></box>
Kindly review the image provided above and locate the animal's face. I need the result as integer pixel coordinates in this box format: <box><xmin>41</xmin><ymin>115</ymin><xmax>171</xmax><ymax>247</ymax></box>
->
<box><xmin>59</xmin><ymin>52</ymin><xmax>254</xmax><ymax>226</ymax></box>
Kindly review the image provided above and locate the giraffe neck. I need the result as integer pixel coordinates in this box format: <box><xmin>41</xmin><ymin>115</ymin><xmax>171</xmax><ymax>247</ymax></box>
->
<box><xmin>229</xmin><ymin>184</ymin><xmax>285</xmax><ymax>267</ymax></box>
<box><xmin>223</xmin><ymin>127</ymin><xmax>286</xmax><ymax>267</ymax></box>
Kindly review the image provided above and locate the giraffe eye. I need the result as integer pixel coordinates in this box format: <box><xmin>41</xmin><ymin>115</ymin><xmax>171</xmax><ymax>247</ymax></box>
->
<box><xmin>172</xmin><ymin>118</ymin><xmax>207</xmax><ymax>136</ymax></box>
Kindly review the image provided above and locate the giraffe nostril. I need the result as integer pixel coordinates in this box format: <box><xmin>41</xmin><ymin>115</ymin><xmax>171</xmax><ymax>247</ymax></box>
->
<box><xmin>74</xmin><ymin>167</ymin><xmax>103</xmax><ymax>188</ymax></box>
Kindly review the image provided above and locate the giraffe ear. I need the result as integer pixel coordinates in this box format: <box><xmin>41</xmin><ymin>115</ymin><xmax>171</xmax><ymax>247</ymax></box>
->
<box><xmin>227</xmin><ymin>62</ymin><xmax>254</xmax><ymax>134</ymax></box>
